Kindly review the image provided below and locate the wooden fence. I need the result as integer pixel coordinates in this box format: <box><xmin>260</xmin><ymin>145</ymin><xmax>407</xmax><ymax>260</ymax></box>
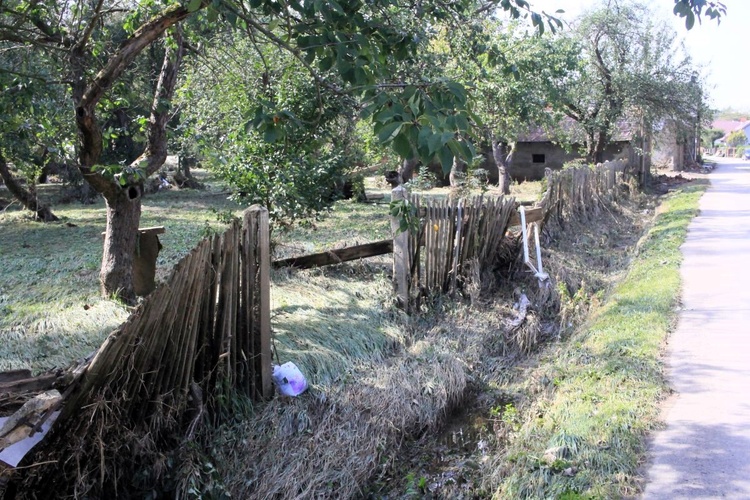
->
<box><xmin>540</xmin><ymin>160</ymin><xmax>629</xmax><ymax>222</ymax></box>
<box><xmin>391</xmin><ymin>188</ymin><xmax>518</xmax><ymax>308</ymax></box>
<box><xmin>391</xmin><ymin>160</ymin><xmax>632</xmax><ymax>308</ymax></box>
<box><xmin>13</xmin><ymin>206</ymin><xmax>272</xmax><ymax>497</ymax></box>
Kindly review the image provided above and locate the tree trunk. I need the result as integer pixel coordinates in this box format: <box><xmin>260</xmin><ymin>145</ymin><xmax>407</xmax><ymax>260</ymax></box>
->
<box><xmin>449</xmin><ymin>156</ymin><xmax>465</xmax><ymax>187</ymax></box>
<box><xmin>399</xmin><ymin>157</ymin><xmax>418</xmax><ymax>183</ymax></box>
<box><xmin>100</xmin><ymin>186</ymin><xmax>142</xmax><ymax>302</ymax></box>
<box><xmin>70</xmin><ymin>27</ymin><xmax>184</xmax><ymax>302</ymax></box>
<box><xmin>594</xmin><ymin>134</ymin><xmax>606</xmax><ymax>164</ymax></box>
<box><xmin>0</xmin><ymin>152</ymin><xmax>58</xmax><ymax>222</ymax></box>
<box><xmin>491</xmin><ymin>138</ymin><xmax>511</xmax><ymax>195</ymax></box>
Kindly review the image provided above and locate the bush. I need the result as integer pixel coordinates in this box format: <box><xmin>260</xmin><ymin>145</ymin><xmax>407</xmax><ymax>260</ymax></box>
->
<box><xmin>404</xmin><ymin>168</ymin><xmax>438</xmax><ymax>191</ymax></box>
<box><xmin>211</xmin><ymin>146</ymin><xmax>352</xmax><ymax>227</ymax></box>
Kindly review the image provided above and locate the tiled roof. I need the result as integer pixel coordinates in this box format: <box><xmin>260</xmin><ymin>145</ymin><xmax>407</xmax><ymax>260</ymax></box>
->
<box><xmin>712</xmin><ymin>120</ymin><xmax>750</xmax><ymax>134</ymax></box>
<box><xmin>516</xmin><ymin>117</ymin><xmax>636</xmax><ymax>143</ymax></box>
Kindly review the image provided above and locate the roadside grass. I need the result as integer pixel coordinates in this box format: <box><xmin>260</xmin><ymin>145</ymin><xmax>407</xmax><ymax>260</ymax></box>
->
<box><xmin>492</xmin><ymin>182</ymin><xmax>707</xmax><ymax>499</ymax></box>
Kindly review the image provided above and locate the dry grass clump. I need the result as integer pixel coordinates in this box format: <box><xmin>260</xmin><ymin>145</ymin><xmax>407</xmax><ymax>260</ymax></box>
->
<box><xmin>213</xmin><ymin>352</ymin><xmax>466</xmax><ymax>498</ymax></box>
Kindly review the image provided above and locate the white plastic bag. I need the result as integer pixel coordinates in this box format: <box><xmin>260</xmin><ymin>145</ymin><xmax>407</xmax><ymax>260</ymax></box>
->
<box><xmin>272</xmin><ymin>362</ymin><xmax>308</xmax><ymax>396</ymax></box>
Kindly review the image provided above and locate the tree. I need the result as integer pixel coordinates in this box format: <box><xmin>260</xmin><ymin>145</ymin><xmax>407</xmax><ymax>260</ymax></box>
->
<box><xmin>556</xmin><ymin>2</ymin><xmax>705</xmax><ymax>166</ymax></box>
<box><xmin>3</xmin><ymin>0</ymin><xmax>569</xmax><ymax>302</ymax></box>
<box><xmin>455</xmin><ymin>21</ymin><xmax>576</xmax><ymax>193</ymax></box>
<box><xmin>726</xmin><ymin>130</ymin><xmax>747</xmax><ymax>147</ymax></box>
<box><xmin>177</xmin><ymin>33</ymin><xmax>361</xmax><ymax>224</ymax></box>
<box><xmin>702</xmin><ymin>128</ymin><xmax>725</xmax><ymax>147</ymax></box>
<box><xmin>0</xmin><ymin>47</ymin><xmax>74</xmax><ymax>221</ymax></box>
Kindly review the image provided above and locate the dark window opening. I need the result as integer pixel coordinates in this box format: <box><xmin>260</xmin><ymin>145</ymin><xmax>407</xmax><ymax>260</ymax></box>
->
<box><xmin>532</xmin><ymin>154</ymin><xmax>546</xmax><ymax>164</ymax></box>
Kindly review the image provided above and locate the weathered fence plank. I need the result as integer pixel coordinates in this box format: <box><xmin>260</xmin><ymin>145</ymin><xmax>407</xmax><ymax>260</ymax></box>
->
<box><xmin>273</xmin><ymin>239</ymin><xmax>394</xmax><ymax>269</ymax></box>
<box><xmin>10</xmin><ymin>207</ymin><xmax>274</xmax><ymax>497</ymax></box>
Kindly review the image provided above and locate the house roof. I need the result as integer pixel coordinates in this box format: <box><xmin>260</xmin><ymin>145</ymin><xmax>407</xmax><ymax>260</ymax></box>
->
<box><xmin>516</xmin><ymin>117</ymin><xmax>636</xmax><ymax>144</ymax></box>
<box><xmin>712</xmin><ymin>120</ymin><xmax>750</xmax><ymax>135</ymax></box>
<box><xmin>715</xmin><ymin>120</ymin><xmax>750</xmax><ymax>144</ymax></box>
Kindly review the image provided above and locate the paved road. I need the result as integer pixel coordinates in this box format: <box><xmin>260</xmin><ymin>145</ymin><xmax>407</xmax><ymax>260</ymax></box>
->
<box><xmin>643</xmin><ymin>159</ymin><xmax>750</xmax><ymax>499</ymax></box>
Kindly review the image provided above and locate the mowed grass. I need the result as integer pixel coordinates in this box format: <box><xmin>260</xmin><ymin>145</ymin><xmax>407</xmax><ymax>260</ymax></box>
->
<box><xmin>0</xmin><ymin>174</ymin><xmax>245</xmax><ymax>373</ymax></box>
<box><xmin>493</xmin><ymin>183</ymin><xmax>707</xmax><ymax>499</ymax></box>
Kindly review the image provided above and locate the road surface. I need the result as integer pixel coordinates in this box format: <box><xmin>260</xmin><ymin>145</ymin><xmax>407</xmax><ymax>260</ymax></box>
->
<box><xmin>643</xmin><ymin>159</ymin><xmax>750</xmax><ymax>498</ymax></box>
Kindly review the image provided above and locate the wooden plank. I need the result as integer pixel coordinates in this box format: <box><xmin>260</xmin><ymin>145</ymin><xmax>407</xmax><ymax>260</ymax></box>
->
<box><xmin>138</xmin><ymin>226</ymin><xmax>166</xmax><ymax>235</ymax></box>
<box><xmin>390</xmin><ymin>186</ymin><xmax>411</xmax><ymax>309</ymax></box>
<box><xmin>240</xmin><ymin>210</ymin><xmax>254</xmax><ymax>396</ymax></box>
<box><xmin>0</xmin><ymin>370</ymin><xmax>32</xmax><ymax>384</ymax></box>
<box><xmin>257</xmin><ymin>207</ymin><xmax>273</xmax><ymax>399</ymax></box>
<box><xmin>272</xmin><ymin>239</ymin><xmax>394</xmax><ymax>269</ymax></box>
<box><xmin>507</xmin><ymin>206</ymin><xmax>543</xmax><ymax>227</ymax></box>
<box><xmin>0</xmin><ymin>374</ymin><xmax>56</xmax><ymax>395</ymax></box>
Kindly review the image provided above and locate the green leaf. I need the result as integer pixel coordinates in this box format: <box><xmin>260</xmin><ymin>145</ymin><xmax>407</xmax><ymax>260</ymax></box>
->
<box><xmin>187</xmin><ymin>0</ymin><xmax>202</xmax><ymax>13</ymax></box>
<box><xmin>427</xmin><ymin>133</ymin><xmax>443</xmax><ymax>155</ymax></box>
<box><xmin>685</xmin><ymin>12</ymin><xmax>695</xmax><ymax>30</ymax></box>
<box><xmin>438</xmin><ymin>147</ymin><xmax>453</xmax><ymax>174</ymax></box>
<box><xmin>377</xmin><ymin>121</ymin><xmax>403</xmax><ymax>143</ymax></box>
<box><xmin>264</xmin><ymin>126</ymin><xmax>278</xmax><ymax>143</ymax></box>
<box><xmin>392</xmin><ymin>131</ymin><xmax>413</xmax><ymax>158</ymax></box>
<box><xmin>417</xmin><ymin>126</ymin><xmax>432</xmax><ymax>150</ymax></box>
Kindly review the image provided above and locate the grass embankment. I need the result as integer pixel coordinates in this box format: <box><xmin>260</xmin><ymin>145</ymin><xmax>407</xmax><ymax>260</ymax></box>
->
<box><xmin>494</xmin><ymin>183</ymin><xmax>707</xmax><ymax>499</ymax></box>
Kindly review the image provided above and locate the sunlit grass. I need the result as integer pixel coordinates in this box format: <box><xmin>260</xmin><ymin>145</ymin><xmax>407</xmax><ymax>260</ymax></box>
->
<box><xmin>494</xmin><ymin>183</ymin><xmax>707</xmax><ymax>499</ymax></box>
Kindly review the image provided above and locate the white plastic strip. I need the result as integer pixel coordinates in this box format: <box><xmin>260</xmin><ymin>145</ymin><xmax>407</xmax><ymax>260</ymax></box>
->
<box><xmin>519</xmin><ymin>206</ymin><xmax>548</xmax><ymax>281</ymax></box>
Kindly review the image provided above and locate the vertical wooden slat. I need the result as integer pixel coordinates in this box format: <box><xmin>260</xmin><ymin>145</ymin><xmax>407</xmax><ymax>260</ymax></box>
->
<box><xmin>255</xmin><ymin>207</ymin><xmax>273</xmax><ymax>399</ymax></box>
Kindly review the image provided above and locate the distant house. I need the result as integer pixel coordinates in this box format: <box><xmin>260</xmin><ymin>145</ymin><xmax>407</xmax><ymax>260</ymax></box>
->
<box><xmin>714</xmin><ymin>120</ymin><xmax>750</xmax><ymax>146</ymax></box>
<box><xmin>508</xmin><ymin>119</ymin><xmax>637</xmax><ymax>181</ymax></box>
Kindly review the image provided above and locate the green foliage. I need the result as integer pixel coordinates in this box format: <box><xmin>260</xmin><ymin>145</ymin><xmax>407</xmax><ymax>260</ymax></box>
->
<box><xmin>672</xmin><ymin>0</ymin><xmax>726</xmax><ymax>30</ymax></box>
<box><xmin>404</xmin><ymin>168</ymin><xmax>438</xmax><ymax>191</ymax></box>
<box><xmin>215</xmin><ymin>149</ymin><xmax>352</xmax><ymax>226</ymax></box>
<box><xmin>178</xmin><ymin>35</ymin><xmax>361</xmax><ymax>226</ymax></box>
<box><xmin>702</xmin><ymin>128</ymin><xmax>725</xmax><ymax>147</ymax></box>
<box><xmin>726</xmin><ymin>129</ymin><xmax>747</xmax><ymax>147</ymax></box>
<box><xmin>557</xmin><ymin>3</ymin><xmax>706</xmax><ymax>161</ymax></box>
<box><xmin>389</xmin><ymin>198</ymin><xmax>419</xmax><ymax>233</ymax></box>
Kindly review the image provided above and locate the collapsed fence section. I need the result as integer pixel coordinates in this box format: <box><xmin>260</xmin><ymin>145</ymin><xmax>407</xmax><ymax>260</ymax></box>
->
<box><xmin>11</xmin><ymin>206</ymin><xmax>272</xmax><ymax>497</ymax></box>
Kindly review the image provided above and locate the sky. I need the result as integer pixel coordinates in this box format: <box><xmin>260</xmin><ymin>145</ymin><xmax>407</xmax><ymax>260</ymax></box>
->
<box><xmin>527</xmin><ymin>0</ymin><xmax>749</xmax><ymax>113</ymax></box>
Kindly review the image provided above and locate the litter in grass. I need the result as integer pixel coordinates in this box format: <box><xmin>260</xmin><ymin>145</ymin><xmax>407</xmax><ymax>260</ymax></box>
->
<box><xmin>272</xmin><ymin>362</ymin><xmax>308</xmax><ymax>397</ymax></box>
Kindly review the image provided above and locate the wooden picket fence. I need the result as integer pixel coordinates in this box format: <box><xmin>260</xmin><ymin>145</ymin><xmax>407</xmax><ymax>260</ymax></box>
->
<box><xmin>540</xmin><ymin>160</ymin><xmax>629</xmax><ymax>222</ymax></box>
<box><xmin>14</xmin><ymin>206</ymin><xmax>272</xmax><ymax>497</ymax></box>
<box><xmin>391</xmin><ymin>188</ymin><xmax>518</xmax><ymax>307</ymax></box>
<box><xmin>420</xmin><ymin>196</ymin><xmax>517</xmax><ymax>293</ymax></box>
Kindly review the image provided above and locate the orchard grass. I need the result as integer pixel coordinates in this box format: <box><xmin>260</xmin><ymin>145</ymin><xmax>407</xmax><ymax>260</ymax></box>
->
<box><xmin>492</xmin><ymin>183</ymin><xmax>707</xmax><ymax>499</ymax></box>
<box><xmin>0</xmin><ymin>172</ymin><xmax>521</xmax><ymax>374</ymax></box>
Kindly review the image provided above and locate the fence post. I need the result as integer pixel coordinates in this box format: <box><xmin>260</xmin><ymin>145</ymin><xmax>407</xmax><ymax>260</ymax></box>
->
<box><xmin>390</xmin><ymin>185</ymin><xmax>411</xmax><ymax>311</ymax></box>
<box><xmin>248</xmin><ymin>206</ymin><xmax>273</xmax><ymax>399</ymax></box>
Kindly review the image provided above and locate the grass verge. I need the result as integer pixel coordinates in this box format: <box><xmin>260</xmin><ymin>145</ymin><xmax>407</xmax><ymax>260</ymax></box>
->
<box><xmin>492</xmin><ymin>183</ymin><xmax>707</xmax><ymax>499</ymax></box>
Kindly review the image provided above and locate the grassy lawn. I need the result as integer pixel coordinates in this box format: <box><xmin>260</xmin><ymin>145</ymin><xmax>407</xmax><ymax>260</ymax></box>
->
<box><xmin>0</xmin><ymin>173</ymin><xmax>538</xmax><ymax>376</ymax></box>
<box><xmin>493</xmin><ymin>182</ymin><xmax>707</xmax><ymax>499</ymax></box>
<box><xmin>0</xmin><ymin>175</ymin><xmax>243</xmax><ymax>373</ymax></box>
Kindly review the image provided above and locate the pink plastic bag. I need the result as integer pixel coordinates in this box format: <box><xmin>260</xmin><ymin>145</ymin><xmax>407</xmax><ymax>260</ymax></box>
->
<box><xmin>272</xmin><ymin>362</ymin><xmax>308</xmax><ymax>396</ymax></box>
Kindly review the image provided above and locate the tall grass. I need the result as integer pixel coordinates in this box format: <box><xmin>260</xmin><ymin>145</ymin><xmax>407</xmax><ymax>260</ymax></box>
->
<box><xmin>492</xmin><ymin>184</ymin><xmax>707</xmax><ymax>499</ymax></box>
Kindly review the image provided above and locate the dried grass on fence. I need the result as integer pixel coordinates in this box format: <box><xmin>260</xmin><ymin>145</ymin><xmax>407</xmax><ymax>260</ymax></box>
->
<box><xmin>11</xmin><ymin>208</ymin><xmax>271</xmax><ymax>498</ymax></box>
<box><xmin>540</xmin><ymin>160</ymin><xmax>632</xmax><ymax>228</ymax></box>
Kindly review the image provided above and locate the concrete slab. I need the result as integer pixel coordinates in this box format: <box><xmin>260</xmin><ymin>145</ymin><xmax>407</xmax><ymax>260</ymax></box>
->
<box><xmin>642</xmin><ymin>159</ymin><xmax>750</xmax><ymax>499</ymax></box>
